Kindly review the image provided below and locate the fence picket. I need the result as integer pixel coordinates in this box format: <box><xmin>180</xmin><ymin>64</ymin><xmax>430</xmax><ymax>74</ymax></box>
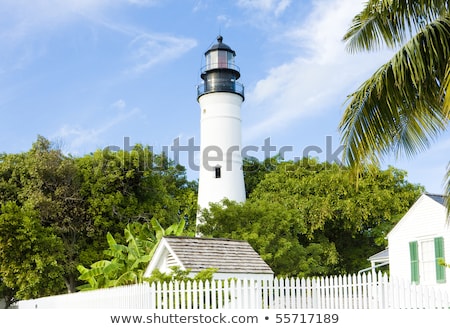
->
<box><xmin>260</xmin><ymin>279</ymin><xmax>267</xmax><ymax>309</ymax></box>
<box><xmin>217</xmin><ymin>279</ymin><xmax>223</xmax><ymax>309</ymax></box>
<box><xmin>361</xmin><ymin>273</ymin><xmax>367</xmax><ymax>309</ymax></box>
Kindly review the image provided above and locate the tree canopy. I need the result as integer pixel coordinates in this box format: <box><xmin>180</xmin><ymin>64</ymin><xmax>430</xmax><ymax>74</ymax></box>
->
<box><xmin>0</xmin><ymin>202</ymin><xmax>65</xmax><ymax>301</ymax></box>
<box><xmin>199</xmin><ymin>158</ymin><xmax>422</xmax><ymax>276</ymax></box>
<box><xmin>0</xmin><ymin>136</ymin><xmax>197</xmax><ymax>306</ymax></box>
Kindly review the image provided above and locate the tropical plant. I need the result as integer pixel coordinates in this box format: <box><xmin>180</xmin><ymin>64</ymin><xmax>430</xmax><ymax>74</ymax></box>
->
<box><xmin>340</xmin><ymin>0</ymin><xmax>450</xmax><ymax>209</ymax></box>
<box><xmin>77</xmin><ymin>218</ymin><xmax>191</xmax><ymax>290</ymax></box>
<box><xmin>144</xmin><ymin>266</ymin><xmax>217</xmax><ymax>285</ymax></box>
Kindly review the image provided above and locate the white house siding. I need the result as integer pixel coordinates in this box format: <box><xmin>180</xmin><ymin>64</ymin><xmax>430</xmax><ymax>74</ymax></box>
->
<box><xmin>387</xmin><ymin>194</ymin><xmax>450</xmax><ymax>291</ymax></box>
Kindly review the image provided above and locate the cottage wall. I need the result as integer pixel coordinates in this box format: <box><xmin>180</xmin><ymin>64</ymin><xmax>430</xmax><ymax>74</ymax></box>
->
<box><xmin>387</xmin><ymin>195</ymin><xmax>450</xmax><ymax>290</ymax></box>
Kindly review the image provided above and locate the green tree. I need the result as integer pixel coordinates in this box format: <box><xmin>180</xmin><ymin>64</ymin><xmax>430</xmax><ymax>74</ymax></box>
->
<box><xmin>0</xmin><ymin>202</ymin><xmax>66</xmax><ymax>300</ymax></box>
<box><xmin>0</xmin><ymin>136</ymin><xmax>198</xmax><ymax>301</ymax></box>
<box><xmin>74</xmin><ymin>144</ymin><xmax>198</xmax><ymax>280</ymax></box>
<box><xmin>243</xmin><ymin>156</ymin><xmax>280</xmax><ymax>198</ymax></box>
<box><xmin>74</xmin><ymin>146</ymin><xmax>197</xmax><ymax>290</ymax></box>
<box><xmin>0</xmin><ymin>137</ymin><xmax>88</xmax><ymax>294</ymax></box>
<box><xmin>21</xmin><ymin>136</ymin><xmax>89</xmax><ymax>293</ymax></box>
<box><xmin>0</xmin><ymin>152</ymin><xmax>27</xmax><ymax>205</ymax></box>
<box><xmin>340</xmin><ymin>0</ymin><xmax>450</xmax><ymax>208</ymax></box>
<box><xmin>76</xmin><ymin>146</ymin><xmax>197</xmax><ymax>245</ymax></box>
<box><xmin>152</xmin><ymin>152</ymin><xmax>198</xmax><ymax>230</ymax></box>
<box><xmin>199</xmin><ymin>159</ymin><xmax>422</xmax><ymax>276</ymax></box>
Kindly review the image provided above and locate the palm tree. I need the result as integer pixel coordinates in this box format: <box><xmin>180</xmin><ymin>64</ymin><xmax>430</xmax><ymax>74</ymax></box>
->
<box><xmin>339</xmin><ymin>0</ymin><xmax>450</xmax><ymax>209</ymax></box>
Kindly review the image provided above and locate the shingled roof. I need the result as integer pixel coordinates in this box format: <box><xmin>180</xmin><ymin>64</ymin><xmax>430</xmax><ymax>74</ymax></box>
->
<box><xmin>144</xmin><ymin>236</ymin><xmax>274</xmax><ymax>278</ymax></box>
<box><xmin>425</xmin><ymin>193</ymin><xmax>446</xmax><ymax>206</ymax></box>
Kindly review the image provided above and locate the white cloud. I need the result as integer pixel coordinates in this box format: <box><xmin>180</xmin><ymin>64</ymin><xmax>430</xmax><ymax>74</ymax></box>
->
<box><xmin>192</xmin><ymin>0</ymin><xmax>208</xmax><ymax>13</ymax></box>
<box><xmin>90</xmin><ymin>18</ymin><xmax>198</xmax><ymax>76</ymax></box>
<box><xmin>112</xmin><ymin>99</ymin><xmax>127</xmax><ymax>110</ymax></box>
<box><xmin>127</xmin><ymin>0</ymin><xmax>162</xmax><ymax>5</ymax></box>
<box><xmin>0</xmin><ymin>0</ymin><xmax>160</xmax><ymax>24</ymax></box>
<box><xmin>0</xmin><ymin>0</ymin><xmax>108</xmax><ymax>33</ymax></box>
<box><xmin>273</xmin><ymin>0</ymin><xmax>291</xmax><ymax>16</ymax></box>
<box><xmin>237</xmin><ymin>0</ymin><xmax>292</xmax><ymax>16</ymax></box>
<box><xmin>0</xmin><ymin>0</ymin><xmax>198</xmax><ymax>77</ymax></box>
<box><xmin>127</xmin><ymin>33</ymin><xmax>198</xmax><ymax>75</ymax></box>
<box><xmin>217</xmin><ymin>15</ymin><xmax>233</xmax><ymax>28</ymax></box>
<box><xmin>53</xmin><ymin>106</ymin><xmax>141</xmax><ymax>154</ymax></box>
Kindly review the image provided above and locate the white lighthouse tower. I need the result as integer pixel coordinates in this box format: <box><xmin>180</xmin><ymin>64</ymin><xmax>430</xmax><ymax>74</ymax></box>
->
<box><xmin>196</xmin><ymin>36</ymin><xmax>246</xmax><ymax>219</ymax></box>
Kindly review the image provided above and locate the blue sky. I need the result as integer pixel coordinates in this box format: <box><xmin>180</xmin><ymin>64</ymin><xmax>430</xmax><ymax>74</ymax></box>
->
<box><xmin>0</xmin><ymin>0</ymin><xmax>449</xmax><ymax>194</ymax></box>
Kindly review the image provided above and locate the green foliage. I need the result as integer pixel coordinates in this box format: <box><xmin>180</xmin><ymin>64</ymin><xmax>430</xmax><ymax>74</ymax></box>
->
<box><xmin>77</xmin><ymin>219</ymin><xmax>192</xmax><ymax>291</ymax></box>
<box><xmin>24</xmin><ymin>136</ymin><xmax>90</xmax><ymax>292</ymax></box>
<box><xmin>0</xmin><ymin>202</ymin><xmax>66</xmax><ymax>300</ymax></box>
<box><xmin>243</xmin><ymin>155</ymin><xmax>281</xmax><ymax>198</ymax></box>
<box><xmin>438</xmin><ymin>259</ymin><xmax>450</xmax><ymax>268</ymax></box>
<box><xmin>199</xmin><ymin>158</ymin><xmax>422</xmax><ymax>276</ymax></box>
<box><xmin>76</xmin><ymin>146</ymin><xmax>197</xmax><ymax>241</ymax></box>
<box><xmin>0</xmin><ymin>136</ymin><xmax>198</xmax><ymax>300</ymax></box>
<box><xmin>144</xmin><ymin>266</ymin><xmax>217</xmax><ymax>285</ymax></box>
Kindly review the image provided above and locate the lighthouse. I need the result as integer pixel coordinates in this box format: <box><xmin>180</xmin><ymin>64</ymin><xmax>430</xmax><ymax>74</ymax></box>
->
<box><xmin>196</xmin><ymin>36</ymin><xmax>246</xmax><ymax>220</ymax></box>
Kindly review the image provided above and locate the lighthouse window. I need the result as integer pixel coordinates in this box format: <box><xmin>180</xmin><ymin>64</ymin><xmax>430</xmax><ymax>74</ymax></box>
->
<box><xmin>227</xmin><ymin>52</ymin><xmax>235</xmax><ymax>65</ymax></box>
<box><xmin>218</xmin><ymin>50</ymin><xmax>227</xmax><ymax>68</ymax></box>
<box><xmin>215</xmin><ymin>166</ymin><xmax>221</xmax><ymax>179</ymax></box>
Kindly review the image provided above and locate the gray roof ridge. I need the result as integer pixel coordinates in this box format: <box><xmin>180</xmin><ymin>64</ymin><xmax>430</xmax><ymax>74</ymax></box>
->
<box><xmin>163</xmin><ymin>236</ymin><xmax>248</xmax><ymax>243</ymax></box>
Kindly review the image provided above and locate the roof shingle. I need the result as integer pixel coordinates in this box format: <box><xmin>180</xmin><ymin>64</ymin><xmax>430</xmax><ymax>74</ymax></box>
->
<box><xmin>162</xmin><ymin>236</ymin><xmax>273</xmax><ymax>274</ymax></box>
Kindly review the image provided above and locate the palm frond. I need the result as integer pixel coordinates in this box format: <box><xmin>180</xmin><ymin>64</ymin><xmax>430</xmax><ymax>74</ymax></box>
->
<box><xmin>445</xmin><ymin>162</ymin><xmax>450</xmax><ymax>214</ymax></box>
<box><xmin>340</xmin><ymin>16</ymin><xmax>450</xmax><ymax>166</ymax></box>
<box><xmin>344</xmin><ymin>0</ymin><xmax>449</xmax><ymax>52</ymax></box>
<box><xmin>440</xmin><ymin>52</ymin><xmax>450</xmax><ymax>114</ymax></box>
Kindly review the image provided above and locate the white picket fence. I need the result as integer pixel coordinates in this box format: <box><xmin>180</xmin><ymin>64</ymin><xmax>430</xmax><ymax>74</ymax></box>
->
<box><xmin>18</xmin><ymin>272</ymin><xmax>450</xmax><ymax>309</ymax></box>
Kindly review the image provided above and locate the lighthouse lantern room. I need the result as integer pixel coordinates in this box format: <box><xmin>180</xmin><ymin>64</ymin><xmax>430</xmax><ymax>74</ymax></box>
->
<box><xmin>197</xmin><ymin>35</ymin><xmax>244</xmax><ymax>98</ymax></box>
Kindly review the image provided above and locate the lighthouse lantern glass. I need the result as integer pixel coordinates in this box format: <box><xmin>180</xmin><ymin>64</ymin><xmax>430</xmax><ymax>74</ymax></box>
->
<box><xmin>218</xmin><ymin>50</ymin><xmax>227</xmax><ymax>68</ymax></box>
<box><xmin>205</xmin><ymin>49</ymin><xmax>235</xmax><ymax>70</ymax></box>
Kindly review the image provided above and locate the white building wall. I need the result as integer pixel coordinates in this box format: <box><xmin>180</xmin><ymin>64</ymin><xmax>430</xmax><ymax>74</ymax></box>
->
<box><xmin>387</xmin><ymin>194</ymin><xmax>450</xmax><ymax>290</ymax></box>
<box><xmin>197</xmin><ymin>92</ymin><xmax>246</xmax><ymax>212</ymax></box>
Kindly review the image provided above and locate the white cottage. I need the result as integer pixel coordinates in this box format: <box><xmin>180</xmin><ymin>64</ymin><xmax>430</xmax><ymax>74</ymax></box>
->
<box><xmin>387</xmin><ymin>193</ymin><xmax>449</xmax><ymax>290</ymax></box>
<box><xmin>144</xmin><ymin>236</ymin><xmax>274</xmax><ymax>280</ymax></box>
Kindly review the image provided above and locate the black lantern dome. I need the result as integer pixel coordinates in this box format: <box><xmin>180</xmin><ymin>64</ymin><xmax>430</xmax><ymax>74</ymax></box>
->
<box><xmin>197</xmin><ymin>36</ymin><xmax>244</xmax><ymax>100</ymax></box>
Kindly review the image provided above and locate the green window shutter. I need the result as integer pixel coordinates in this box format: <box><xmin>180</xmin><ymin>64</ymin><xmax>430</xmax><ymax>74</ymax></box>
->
<box><xmin>434</xmin><ymin>237</ymin><xmax>446</xmax><ymax>284</ymax></box>
<box><xmin>409</xmin><ymin>241</ymin><xmax>420</xmax><ymax>284</ymax></box>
